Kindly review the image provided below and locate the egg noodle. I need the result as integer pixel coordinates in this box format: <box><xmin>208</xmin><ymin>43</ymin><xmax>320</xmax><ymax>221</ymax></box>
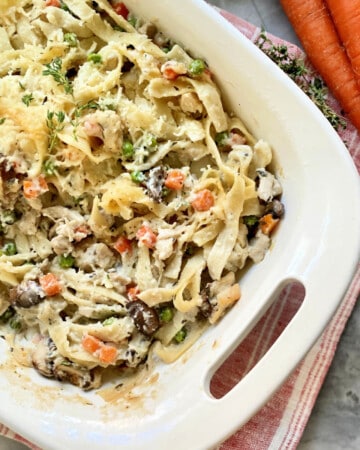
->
<box><xmin>0</xmin><ymin>0</ymin><xmax>283</xmax><ymax>390</ymax></box>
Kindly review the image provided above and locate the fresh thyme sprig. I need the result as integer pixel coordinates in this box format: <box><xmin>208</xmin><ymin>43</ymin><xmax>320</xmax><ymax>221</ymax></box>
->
<box><xmin>255</xmin><ymin>31</ymin><xmax>346</xmax><ymax>131</ymax></box>
<box><xmin>70</xmin><ymin>100</ymin><xmax>100</xmax><ymax>139</ymax></box>
<box><xmin>43</xmin><ymin>57</ymin><xmax>73</xmax><ymax>95</ymax></box>
<box><xmin>46</xmin><ymin>110</ymin><xmax>66</xmax><ymax>151</ymax></box>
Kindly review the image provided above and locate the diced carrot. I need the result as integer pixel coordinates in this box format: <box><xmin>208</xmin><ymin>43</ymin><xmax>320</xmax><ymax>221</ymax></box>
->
<box><xmin>98</xmin><ymin>345</ymin><xmax>118</xmax><ymax>364</ymax></box>
<box><xmin>39</xmin><ymin>273</ymin><xmax>62</xmax><ymax>296</ymax></box>
<box><xmin>113</xmin><ymin>235</ymin><xmax>133</xmax><ymax>255</ymax></box>
<box><xmin>162</xmin><ymin>66</ymin><xmax>179</xmax><ymax>80</ymax></box>
<box><xmin>82</xmin><ymin>334</ymin><xmax>117</xmax><ymax>364</ymax></box>
<box><xmin>127</xmin><ymin>285</ymin><xmax>140</xmax><ymax>301</ymax></box>
<box><xmin>45</xmin><ymin>0</ymin><xmax>60</xmax><ymax>6</ymax></box>
<box><xmin>136</xmin><ymin>225</ymin><xmax>157</xmax><ymax>249</ymax></box>
<box><xmin>164</xmin><ymin>169</ymin><xmax>186</xmax><ymax>190</ymax></box>
<box><xmin>259</xmin><ymin>213</ymin><xmax>280</xmax><ymax>235</ymax></box>
<box><xmin>23</xmin><ymin>175</ymin><xmax>49</xmax><ymax>199</ymax></box>
<box><xmin>191</xmin><ymin>189</ymin><xmax>215</xmax><ymax>212</ymax></box>
<box><xmin>112</xmin><ymin>2</ymin><xmax>129</xmax><ymax>19</ymax></box>
<box><xmin>160</xmin><ymin>61</ymin><xmax>187</xmax><ymax>80</ymax></box>
<box><xmin>82</xmin><ymin>334</ymin><xmax>102</xmax><ymax>354</ymax></box>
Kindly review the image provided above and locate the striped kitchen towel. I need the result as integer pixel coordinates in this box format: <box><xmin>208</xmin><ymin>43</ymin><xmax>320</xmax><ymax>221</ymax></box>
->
<box><xmin>2</xmin><ymin>8</ymin><xmax>359</xmax><ymax>450</ymax></box>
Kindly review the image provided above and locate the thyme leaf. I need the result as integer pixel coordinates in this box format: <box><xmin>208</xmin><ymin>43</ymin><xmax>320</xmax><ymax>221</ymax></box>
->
<box><xmin>42</xmin><ymin>57</ymin><xmax>73</xmax><ymax>95</ymax></box>
<box><xmin>255</xmin><ymin>31</ymin><xmax>346</xmax><ymax>131</ymax></box>
<box><xmin>22</xmin><ymin>93</ymin><xmax>34</xmax><ymax>107</ymax></box>
<box><xmin>60</xmin><ymin>1</ymin><xmax>71</xmax><ymax>13</ymax></box>
<box><xmin>46</xmin><ymin>110</ymin><xmax>66</xmax><ymax>152</ymax></box>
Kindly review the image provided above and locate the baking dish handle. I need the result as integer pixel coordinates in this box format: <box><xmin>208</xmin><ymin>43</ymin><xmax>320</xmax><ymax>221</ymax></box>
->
<box><xmin>179</xmin><ymin>270</ymin><xmax>355</xmax><ymax>450</ymax></box>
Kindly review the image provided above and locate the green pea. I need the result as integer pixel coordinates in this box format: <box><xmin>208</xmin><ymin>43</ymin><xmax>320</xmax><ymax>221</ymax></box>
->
<box><xmin>243</xmin><ymin>215</ymin><xmax>259</xmax><ymax>227</ymax></box>
<box><xmin>215</xmin><ymin>131</ymin><xmax>229</xmax><ymax>147</ymax></box>
<box><xmin>122</xmin><ymin>140</ymin><xmax>134</xmax><ymax>159</ymax></box>
<box><xmin>87</xmin><ymin>53</ymin><xmax>102</xmax><ymax>64</ymax></box>
<box><xmin>159</xmin><ymin>306</ymin><xmax>173</xmax><ymax>323</ymax></box>
<box><xmin>64</xmin><ymin>32</ymin><xmax>78</xmax><ymax>47</ymax></box>
<box><xmin>173</xmin><ymin>327</ymin><xmax>187</xmax><ymax>343</ymax></box>
<box><xmin>131</xmin><ymin>171</ymin><xmax>146</xmax><ymax>184</ymax></box>
<box><xmin>188</xmin><ymin>59</ymin><xmax>206</xmax><ymax>76</ymax></box>
<box><xmin>59</xmin><ymin>254</ymin><xmax>75</xmax><ymax>268</ymax></box>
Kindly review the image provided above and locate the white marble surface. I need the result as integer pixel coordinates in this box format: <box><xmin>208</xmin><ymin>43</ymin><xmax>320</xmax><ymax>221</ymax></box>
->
<box><xmin>0</xmin><ymin>2</ymin><xmax>358</xmax><ymax>450</ymax></box>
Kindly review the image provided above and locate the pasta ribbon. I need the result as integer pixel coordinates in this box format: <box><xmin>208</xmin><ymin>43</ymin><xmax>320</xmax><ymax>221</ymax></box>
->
<box><xmin>0</xmin><ymin>0</ymin><xmax>283</xmax><ymax>390</ymax></box>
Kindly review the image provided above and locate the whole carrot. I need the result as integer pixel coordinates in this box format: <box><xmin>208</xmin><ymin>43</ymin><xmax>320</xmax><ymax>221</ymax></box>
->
<box><xmin>280</xmin><ymin>0</ymin><xmax>360</xmax><ymax>132</ymax></box>
<box><xmin>325</xmin><ymin>0</ymin><xmax>360</xmax><ymax>79</ymax></box>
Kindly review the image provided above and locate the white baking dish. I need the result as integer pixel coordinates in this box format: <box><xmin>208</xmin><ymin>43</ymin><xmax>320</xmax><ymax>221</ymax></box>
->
<box><xmin>0</xmin><ymin>1</ymin><xmax>359</xmax><ymax>449</ymax></box>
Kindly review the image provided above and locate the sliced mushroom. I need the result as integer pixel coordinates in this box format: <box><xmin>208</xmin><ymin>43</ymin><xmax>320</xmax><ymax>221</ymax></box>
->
<box><xmin>53</xmin><ymin>364</ymin><xmax>102</xmax><ymax>391</ymax></box>
<box><xmin>31</xmin><ymin>336</ymin><xmax>102</xmax><ymax>390</ymax></box>
<box><xmin>198</xmin><ymin>286</ymin><xmax>213</xmax><ymax>319</ymax></box>
<box><xmin>9</xmin><ymin>280</ymin><xmax>45</xmax><ymax>308</ymax></box>
<box><xmin>264</xmin><ymin>199</ymin><xmax>285</xmax><ymax>219</ymax></box>
<box><xmin>127</xmin><ymin>300</ymin><xmax>160</xmax><ymax>336</ymax></box>
<box><xmin>145</xmin><ymin>166</ymin><xmax>165</xmax><ymax>203</ymax></box>
<box><xmin>31</xmin><ymin>336</ymin><xmax>57</xmax><ymax>377</ymax></box>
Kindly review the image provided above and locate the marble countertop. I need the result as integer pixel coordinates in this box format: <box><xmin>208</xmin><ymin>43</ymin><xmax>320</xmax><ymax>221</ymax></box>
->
<box><xmin>0</xmin><ymin>2</ymin><xmax>358</xmax><ymax>450</ymax></box>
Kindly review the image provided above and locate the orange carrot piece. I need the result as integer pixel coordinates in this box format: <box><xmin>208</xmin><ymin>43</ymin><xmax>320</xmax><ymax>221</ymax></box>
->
<box><xmin>45</xmin><ymin>0</ymin><xmax>60</xmax><ymax>6</ymax></box>
<box><xmin>112</xmin><ymin>2</ymin><xmax>129</xmax><ymax>19</ymax></box>
<box><xmin>82</xmin><ymin>334</ymin><xmax>102</xmax><ymax>354</ymax></box>
<box><xmin>191</xmin><ymin>189</ymin><xmax>215</xmax><ymax>212</ymax></box>
<box><xmin>325</xmin><ymin>0</ymin><xmax>360</xmax><ymax>80</ymax></box>
<box><xmin>127</xmin><ymin>285</ymin><xmax>140</xmax><ymax>301</ymax></box>
<box><xmin>23</xmin><ymin>176</ymin><xmax>49</xmax><ymax>199</ymax></box>
<box><xmin>39</xmin><ymin>273</ymin><xmax>61</xmax><ymax>296</ymax></box>
<box><xmin>113</xmin><ymin>236</ymin><xmax>133</xmax><ymax>255</ymax></box>
<box><xmin>259</xmin><ymin>214</ymin><xmax>279</xmax><ymax>236</ymax></box>
<box><xmin>164</xmin><ymin>169</ymin><xmax>185</xmax><ymax>190</ymax></box>
<box><xmin>280</xmin><ymin>0</ymin><xmax>360</xmax><ymax>132</ymax></box>
<box><xmin>136</xmin><ymin>225</ymin><xmax>157</xmax><ymax>249</ymax></box>
<box><xmin>161</xmin><ymin>66</ymin><xmax>179</xmax><ymax>81</ymax></box>
<box><xmin>98</xmin><ymin>345</ymin><xmax>118</xmax><ymax>364</ymax></box>
<box><xmin>82</xmin><ymin>334</ymin><xmax>117</xmax><ymax>364</ymax></box>
<box><xmin>160</xmin><ymin>61</ymin><xmax>187</xmax><ymax>81</ymax></box>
